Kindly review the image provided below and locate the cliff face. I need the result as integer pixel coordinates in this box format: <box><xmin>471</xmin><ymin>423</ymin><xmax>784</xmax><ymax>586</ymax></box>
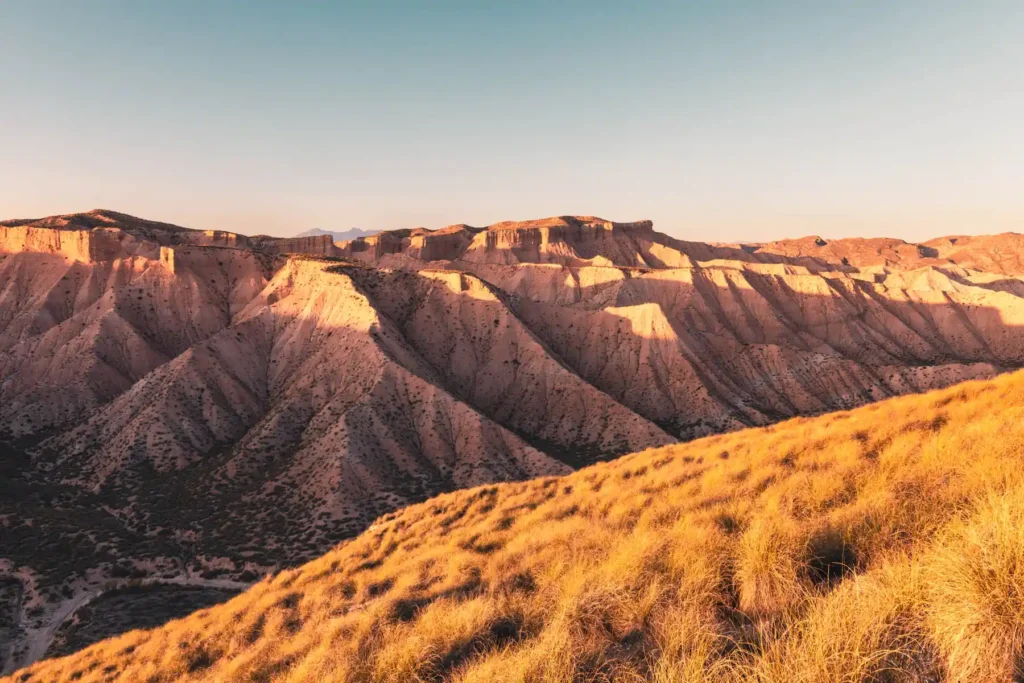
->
<box><xmin>0</xmin><ymin>226</ymin><xmax>154</xmax><ymax>262</ymax></box>
<box><xmin>264</xmin><ymin>234</ymin><xmax>339</xmax><ymax>256</ymax></box>
<box><xmin>336</xmin><ymin>217</ymin><xmax>678</xmax><ymax>267</ymax></box>
<box><xmin>184</xmin><ymin>230</ymin><xmax>251</xmax><ymax>249</ymax></box>
<box><xmin>342</xmin><ymin>217</ymin><xmax>1024</xmax><ymax>276</ymax></box>
<box><xmin>0</xmin><ymin>225</ymin><xmax>93</xmax><ymax>261</ymax></box>
<box><xmin>0</xmin><ymin>210</ymin><xmax>340</xmax><ymax>261</ymax></box>
<box><xmin>335</xmin><ymin>228</ymin><xmax>476</xmax><ymax>263</ymax></box>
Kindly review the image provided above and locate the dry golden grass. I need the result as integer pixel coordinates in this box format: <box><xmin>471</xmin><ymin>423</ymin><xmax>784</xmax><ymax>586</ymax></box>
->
<box><xmin>12</xmin><ymin>369</ymin><xmax>1024</xmax><ymax>682</ymax></box>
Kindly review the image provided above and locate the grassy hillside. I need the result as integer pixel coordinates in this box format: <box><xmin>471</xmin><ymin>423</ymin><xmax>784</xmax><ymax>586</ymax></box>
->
<box><xmin>11</xmin><ymin>369</ymin><xmax>1024</xmax><ymax>682</ymax></box>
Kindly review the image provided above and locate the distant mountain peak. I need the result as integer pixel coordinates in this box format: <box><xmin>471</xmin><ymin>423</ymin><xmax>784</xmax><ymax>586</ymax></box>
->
<box><xmin>294</xmin><ymin>227</ymin><xmax>380</xmax><ymax>242</ymax></box>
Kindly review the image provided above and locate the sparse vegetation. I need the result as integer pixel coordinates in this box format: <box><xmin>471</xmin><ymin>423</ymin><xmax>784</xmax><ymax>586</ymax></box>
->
<box><xmin>45</xmin><ymin>586</ymin><xmax>239</xmax><ymax>661</ymax></box>
<box><xmin>11</xmin><ymin>369</ymin><xmax>1024</xmax><ymax>682</ymax></box>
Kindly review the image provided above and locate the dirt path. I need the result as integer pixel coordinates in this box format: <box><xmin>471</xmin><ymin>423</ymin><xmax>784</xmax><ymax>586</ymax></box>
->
<box><xmin>5</xmin><ymin>576</ymin><xmax>252</xmax><ymax>675</ymax></box>
<box><xmin>0</xmin><ymin>580</ymin><xmax>25</xmax><ymax>675</ymax></box>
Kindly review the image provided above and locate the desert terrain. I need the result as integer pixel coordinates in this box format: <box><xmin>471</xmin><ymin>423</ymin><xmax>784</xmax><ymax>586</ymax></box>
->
<box><xmin>4</xmin><ymin>209</ymin><xmax>1024</xmax><ymax>674</ymax></box>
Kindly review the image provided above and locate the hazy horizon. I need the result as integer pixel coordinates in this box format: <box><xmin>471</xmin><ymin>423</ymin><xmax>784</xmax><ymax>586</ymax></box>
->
<box><xmin>2</xmin><ymin>1</ymin><xmax>1022</xmax><ymax>242</ymax></box>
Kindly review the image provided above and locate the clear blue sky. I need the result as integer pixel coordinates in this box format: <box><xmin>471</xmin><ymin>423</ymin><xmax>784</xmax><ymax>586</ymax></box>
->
<box><xmin>1</xmin><ymin>1</ymin><xmax>1021</xmax><ymax>241</ymax></box>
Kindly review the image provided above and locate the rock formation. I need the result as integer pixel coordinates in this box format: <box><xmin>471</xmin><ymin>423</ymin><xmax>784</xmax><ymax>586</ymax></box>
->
<box><xmin>4</xmin><ymin>208</ymin><xmax>1024</xmax><ymax>671</ymax></box>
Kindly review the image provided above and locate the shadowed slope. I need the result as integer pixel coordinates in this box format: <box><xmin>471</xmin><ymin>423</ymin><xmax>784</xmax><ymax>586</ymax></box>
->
<box><xmin>0</xmin><ymin>247</ymin><xmax>279</xmax><ymax>436</ymax></box>
<box><xmin>39</xmin><ymin>258</ymin><xmax>570</xmax><ymax>533</ymax></box>
<box><xmin>505</xmin><ymin>262</ymin><xmax>1017</xmax><ymax>437</ymax></box>
<box><xmin>342</xmin><ymin>266</ymin><xmax>673</xmax><ymax>462</ymax></box>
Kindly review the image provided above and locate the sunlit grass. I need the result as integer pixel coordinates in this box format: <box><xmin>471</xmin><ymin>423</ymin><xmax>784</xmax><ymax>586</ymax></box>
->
<box><xmin>12</xmin><ymin>370</ymin><xmax>1024</xmax><ymax>682</ymax></box>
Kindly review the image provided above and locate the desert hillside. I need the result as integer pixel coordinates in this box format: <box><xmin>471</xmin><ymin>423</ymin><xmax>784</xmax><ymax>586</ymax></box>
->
<box><xmin>4</xmin><ymin>210</ymin><xmax>1024</xmax><ymax>674</ymax></box>
<box><xmin>9</xmin><ymin>366</ymin><xmax>1024</xmax><ymax>682</ymax></box>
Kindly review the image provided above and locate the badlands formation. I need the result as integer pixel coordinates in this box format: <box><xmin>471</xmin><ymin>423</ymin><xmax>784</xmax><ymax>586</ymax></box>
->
<box><xmin>3</xmin><ymin>209</ymin><xmax>1024</xmax><ymax>671</ymax></box>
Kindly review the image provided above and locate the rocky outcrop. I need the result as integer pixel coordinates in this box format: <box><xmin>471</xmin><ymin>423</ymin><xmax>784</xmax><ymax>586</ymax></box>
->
<box><xmin>265</xmin><ymin>234</ymin><xmax>338</xmax><ymax>256</ymax></box>
<box><xmin>1</xmin><ymin>210</ymin><xmax>340</xmax><ymax>261</ymax></box>
<box><xmin>182</xmin><ymin>230</ymin><xmax>251</xmax><ymax>249</ymax></box>
<box><xmin>0</xmin><ymin>226</ymin><xmax>153</xmax><ymax>263</ymax></box>
<box><xmin>0</xmin><ymin>226</ymin><xmax>95</xmax><ymax>261</ymax></box>
<box><xmin>335</xmin><ymin>227</ymin><xmax>477</xmax><ymax>263</ymax></box>
<box><xmin>460</xmin><ymin>217</ymin><xmax>656</xmax><ymax>266</ymax></box>
<box><xmin>337</xmin><ymin>216</ymin><xmax>695</xmax><ymax>267</ymax></box>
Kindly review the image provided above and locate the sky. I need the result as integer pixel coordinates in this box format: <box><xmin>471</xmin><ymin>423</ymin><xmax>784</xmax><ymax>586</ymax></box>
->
<box><xmin>1</xmin><ymin>1</ymin><xmax>1022</xmax><ymax>242</ymax></box>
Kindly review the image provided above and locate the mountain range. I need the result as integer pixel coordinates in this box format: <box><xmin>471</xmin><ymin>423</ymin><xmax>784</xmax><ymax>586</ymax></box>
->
<box><xmin>4</xmin><ymin>209</ymin><xmax>1024</xmax><ymax>674</ymax></box>
<box><xmin>293</xmin><ymin>227</ymin><xmax>381</xmax><ymax>242</ymax></box>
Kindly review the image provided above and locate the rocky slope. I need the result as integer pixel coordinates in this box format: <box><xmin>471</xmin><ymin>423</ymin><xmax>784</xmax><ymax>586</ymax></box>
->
<box><xmin>3</xmin><ymin>209</ymin><xmax>1024</xmax><ymax>672</ymax></box>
